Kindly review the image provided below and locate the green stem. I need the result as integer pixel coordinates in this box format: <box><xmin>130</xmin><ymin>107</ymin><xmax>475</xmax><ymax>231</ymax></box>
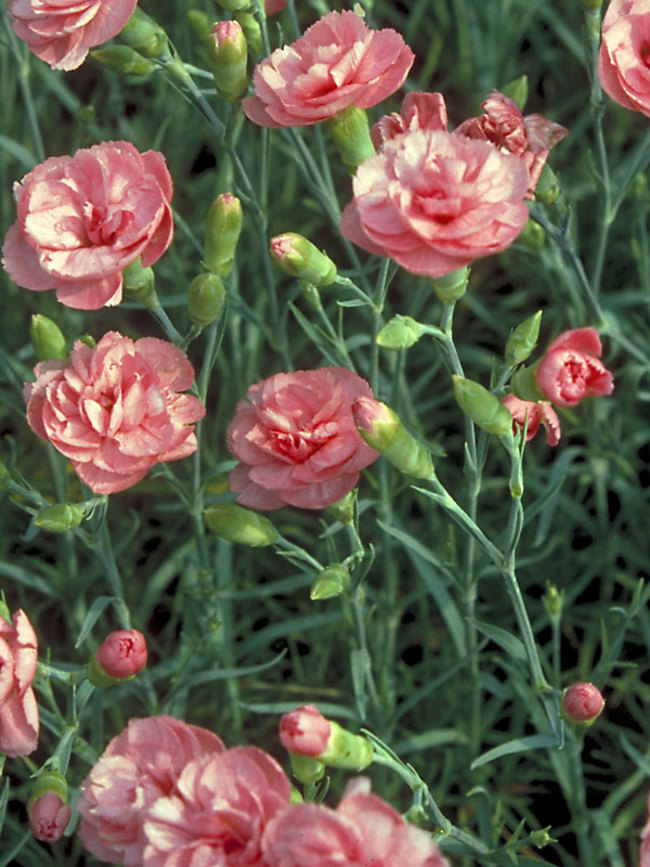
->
<box><xmin>94</xmin><ymin>509</ymin><xmax>131</xmax><ymax>629</ymax></box>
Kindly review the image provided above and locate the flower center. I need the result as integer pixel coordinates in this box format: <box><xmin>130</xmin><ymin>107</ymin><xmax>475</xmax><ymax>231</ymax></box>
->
<box><xmin>84</xmin><ymin>203</ymin><xmax>128</xmax><ymax>246</ymax></box>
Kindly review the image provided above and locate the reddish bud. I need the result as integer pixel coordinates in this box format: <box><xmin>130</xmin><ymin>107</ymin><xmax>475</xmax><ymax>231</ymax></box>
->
<box><xmin>561</xmin><ymin>682</ymin><xmax>604</xmax><ymax>725</ymax></box>
<box><xmin>29</xmin><ymin>792</ymin><xmax>72</xmax><ymax>842</ymax></box>
<box><xmin>91</xmin><ymin>629</ymin><xmax>148</xmax><ymax>683</ymax></box>
<box><xmin>280</xmin><ymin>705</ymin><xmax>331</xmax><ymax>757</ymax></box>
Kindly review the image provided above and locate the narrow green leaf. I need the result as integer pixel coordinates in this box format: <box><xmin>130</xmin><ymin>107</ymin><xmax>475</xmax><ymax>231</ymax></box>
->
<box><xmin>470</xmin><ymin>733</ymin><xmax>559</xmax><ymax>769</ymax></box>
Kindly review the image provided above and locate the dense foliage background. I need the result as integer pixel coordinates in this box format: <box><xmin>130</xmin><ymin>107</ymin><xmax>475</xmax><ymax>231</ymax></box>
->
<box><xmin>1</xmin><ymin>0</ymin><xmax>649</xmax><ymax>864</ymax></box>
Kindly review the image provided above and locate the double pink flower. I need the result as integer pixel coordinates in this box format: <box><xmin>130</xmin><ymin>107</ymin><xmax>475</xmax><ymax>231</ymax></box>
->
<box><xmin>0</xmin><ymin>607</ymin><xmax>39</xmax><ymax>757</ymax></box>
<box><xmin>24</xmin><ymin>332</ymin><xmax>205</xmax><ymax>494</ymax></box>
<box><xmin>598</xmin><ymin>0</ymin><xmax>650</xmax><ymax>117</ymax></box>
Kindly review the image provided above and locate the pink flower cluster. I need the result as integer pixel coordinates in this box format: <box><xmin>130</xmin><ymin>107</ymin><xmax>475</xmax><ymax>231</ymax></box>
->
<box><xmin>227</xmin><ymin>367</ymin><xmax>379</xmax><ymax>510</ymax></box>
<box><xmin>342</xmin><ymin>90</ymin><xmax>567</xmax><ymax>278</ymax></box>
<box><xmin>6</xmin><ymin>0</ymin><xmax>136</xmax><ymax>71</ymax></box>
<box><xmin>598</xmin><ymin>0</ymin><xmax>650</xmax><ymax>117</ymax></box>
<box><xmin>78</xmin><ymin>715</ymin><xmax>447</xmax><ymax>867</ymax></box>
<box><xmin>24</xmin><ymin>332</ymin><xmax>205</xmax><ymax>494</ymax></box>
<box><xmin>0</xmin><ymin>607</ymin><xmax>39</xmax><ymax>757</ymax></box>
<box><xmin>2</xmin><ymin>141</ymin><xmax>173</xmax><ymax>311</ymax></box>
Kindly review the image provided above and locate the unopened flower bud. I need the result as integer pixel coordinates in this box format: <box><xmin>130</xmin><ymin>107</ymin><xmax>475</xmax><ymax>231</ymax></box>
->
<box><xmin>505</xmin><ymin>310</ymin><xmax>542</xmax><ymax>366</ymax></box>
<box><xmin>328</xmin><ymin>106</ymin><xmax>376</xmax><ymax>174</ymax></box>
<box><xmin>288</xmin><ymin>752</ymin><xmax>325</xmax><ymax>785</ymax></box>
<box><xmin>352</xmin><ymin>397</ymin><xmax>434</xmax><ymax>478</ymax></box>
<box><xmin>501</xmin><ymin>74</ymin><xmax>528</xmax><ymax>110</ymax></box>
<box><xmin>28</xmin><ymin>772</ymin><xmax>71</xmax><ymax>844</ymax></box>
<box><xmin>543</xmin><ymin>582</ymin><xmax>564</xmax><ymax>621</ymax></box>
<box><xmin>310</xmin><ymin>564</ymin><xmax>350</xmax><ymax>600</ymax></box>
<box><xmin>431</xmin><ymin>267</ymin><xmax>470</xmax><ymax>304</ymax></box>
<box><xmin>280</xmin><ymin>704</ymin><xmax>373</xmax><ymax>771</ymax></box>
<box><xmin>120</xmin><ymin>8</ymin><xmax>170</xmax><ymax>60</ymax></box>
<box><xmin>123</xmin><ymin>258</ymin><xmax>156</xmax><ymax>302</ymax></box>
<box><xmin>324</xmin><ymin>491</ymin><xmax>356</xmax><ymax>524</ymax></box>
<box><xmin>188</xmin><ymin>273</ymin><xmax>226</xmax><ymax>327</ymax></box>
<box><xmin>210</xmin><ymin>21</ymin><xmax>248</xmax><ymax>102</ymax></box>
<box><xmin>235</xmin><ymin>12</ymin><xmax>263</xmax><ymax>56</ymax></box>
<box><xmin>204</xmin><ymin>503</ymin><xmax>279</xmax><ymax>546</ymax></box>
<box><xmin>30</xmin><ymin>315</ymin><xmax>67</xmax><ymax>362</ymax></box>
<box><xmin>376</xmin><ymin>315</ymin><xmax>425</xmax><ymax>350</ymax></box>
<box><xmin>215</xmin><ymin>0</ymin><xmax>250</xmax><ymax>10</ymax></box>
<box><xmin>534</xmin><ymin>163</ymin><xmax>561</xmax><ymax>204</ymax></box>
<box><xmin>91</xmin><ymin>45</ymin><xmax>157</xmax><ymax>76</ymax></box>
<box><xmin>205</xmin><ymin>193</ymin><xmax>243</xmax><ymax>277</ymax></box>
<box><xmin>453</xmin><ymin>376</ymin><xmax>513</xmax><ymax>437</ymax></box>
<box><xmin>530</xmin><ymin>827</ymin><xmax>557</xmax><ymax>848</ymax></box>
<box><xmin>561</xmin><ymin>682</ymin><xmax>604</xmax><ymax>726</ymax></box>
<box><xmin>34</xmin><ymin>503</ymin><xmax>84</xmax><ymax>533</ymax></box>
<box><xmin>516</xmin><ymin>218</ymin><xmax>546</xmax><ymax>249</ymax></box>
<box><xmin>270</xmin><ymin>233</ymin><xmax>337</xmax><ymax>286</ymax></box>
<box><xmin>88</xmin><ymin>629</ymin><xmax>148</xmax><ymax>685</ymax></box>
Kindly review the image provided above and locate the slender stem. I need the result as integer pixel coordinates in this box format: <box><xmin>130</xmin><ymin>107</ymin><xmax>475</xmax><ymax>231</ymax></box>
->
<box><xmin>94</xmin><ymin>510</ymin><xmax>131</xmax><ymax>629</ymax></box>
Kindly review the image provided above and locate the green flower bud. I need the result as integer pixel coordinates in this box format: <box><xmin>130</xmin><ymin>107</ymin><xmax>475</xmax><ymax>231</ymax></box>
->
<box><xmin>543</xmin><ymin>582</ymin><xmax>564</xmax><ymax>621</ymax></box>
<box><xmin>120</xmin><ymin>8</ymin><xmax>170</xmax><ymax>59</ymax></box>
<box><xmin>352</xmin><ymin>397</ymin><xmax>434</xmax><ymax>478</ymax></box>
<box><xmin>270</xmin><ymin>233</ymin><xmax>337</xmax><ymax>286</ymax></box>
<box><xmin>204</xmin><ymin>504</ymin><xmax>279</xmax><ymax>546</ymax></box>
<box><xmin>324</xmin><ymin>490</ymin><xmax>355</xmax><ymax>524</ymax></box>
<box><xmin>204</xmin><ymin>193</ymin><xmax>243</xmax><ymax>277</ymax></box>
<box><xmin>34</xmin><ymin>503</ymin><xmax>84</xmax><ymax>533</ymax></box>
<box><xmin>215</xmin><ymin>0</ymin><xmax>250</xmax><ymax>10</ymax></box>
<box><xmin>235</xmin><ymin>12</ymin><xmax>263</xmax><ymax>57</ymax></box>
<box><xmin>319</xmin><ymin>720</ymin><xmax>374</xmax><ymax>770</ymax></box>
<box><xmin>210</xmin><ymin>21</ymin><xmax>248</xmax><ymax>102</ymax></box>
<box><xmin>188</xmin><ymin>273</ymin><xmax>226</xmax><ymax>327</ymax></box>
<box><xmin>452</xmin><ymin>376</ymin><xmax>513</xmax><ymax>437</ymax></box>
<box><xmin>30</xmin><ymin>315</ymin><xmax>67</xmax><ymax>362</ymax></box>
<box><xmin>91</xmin><ymin>46</ymin><xmax>157</xmax><ymax>76</ymax></box>
<box><xmin>27</xmin><ymin>771</ymin><xmax>69</xmax><ymax>809</ymax></box>
<box><xmin>327</xmin><ymin>106</ymin><xmax>376</xmax><ymax>174</ymax></box>
<box><xmin>288</xmin><ymin>752</ymin><xmax>325</xmax><ymax>784</ymax></box>
<box><xmin>431</xmin><ymin>267</ymin><xmax>470</xmax><ymax>305</ymax></box>
<box><xmin>530</xmin><ymin>827</ymin><xmax>557</xmax><ymax>849</ymax></box>
<box><xmin>310</xmin><ymin>564</ymin><xmax>350</xmax><ymax>600</ymax></box>
<box><xmin>511</xmin><ymin>363</ymin><xmax>544</xmax><ymax>402</ymax></box>
<box><xmin>123</xmin><ymin>258</ymin><xmax>156</xmax><ymax>303</ymax></box>
<box><xmin>534</xmin><ymin>163</ymin><xmax>561</xmax><ymax>204</ymax></box>
<box><xmin>516</xmin><ymin>217</ymin><xmax>546</xmax><ymax>249</ymax></box>
<box><xmin>376</xmin><ymin>315</ymin><xmax>425</xmax><ymax>350</ymax></box>
<box><xmin>505</xmin><ymin>310</ymin><xmax>542</xmax><ymax>366</ymax></box>
<box><xmin>501</xmin><ymin>74</ymin><xmax>528</xmax><ymax>110</ymax></box>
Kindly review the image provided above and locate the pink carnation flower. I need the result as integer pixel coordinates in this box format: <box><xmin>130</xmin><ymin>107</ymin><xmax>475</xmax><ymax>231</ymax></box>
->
<box><xmin>370</xmin><ymin>91</ymin><xmax>448</xmax><ymax>148</ymax></box>
<box><xmin>0</xmin><ymin>607</ymin><xmax>39</xmax><ymax>757</ymax></box>
<box><xmin>500</xmin><ymin>394</ymin><xmax>561</xmax><ymax>446</ymax></box>
<box><xmin>227</xmin><ymin>367</ymin><xmax>379</xmax><ymax>510</ymax></box>
<box><xmin>455</xmin><ymin>91</ymin><xmax>569</xmax><ymax>198</ymax></box>
<box><xmin>242</xmin><ymin>10</ymin><xmax>414</xmax><ymax>127</ymax></box>
<box><xmin>141</xmin><ymin>746</ymin><xmax>291</xmax><ymax>866</ymax></box>
<box><xmin>77</xmin><ymin>715</ymin><xmax>224</xmax><ymax>865</ymax></box>
<box><xmin>6</xmin><ymin>0</ymin><xmax>136</xmax><ymax>71</ymax></box>
<box><xmin>598</xmin><ymin>0</ymin><xmax>650</xmax><ymax>117</ymax></box>
<box><xmin>2</xmin><ymin>141</ymin><xmax>173</xmax><ymax>310</ymax></box>
<box><xmin>535</xmin><ymin>328</ymin><xmax>614</xmax><ymax>408</ymax></box>
<box><xmin>341</xmin><ymin>129</ymin><xmax>530</xmax><ymax>278</ymax></box>
<box><xmin>263</xmin><ymin>777</ymin><xmax>449</xmax><ymax>867</ymax></box>
<box><xmin>24</xmin><ymin>332</ymin><xmax>205</xmax><ymax>495</ymax></box>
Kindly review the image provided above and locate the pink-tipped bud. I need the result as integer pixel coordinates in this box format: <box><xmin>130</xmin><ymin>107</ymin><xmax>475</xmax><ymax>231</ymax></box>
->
<box><xmin>209</xmin><ymin>20</ymin><xmax>248</xmax><ymax>102</ymax></box>
<box><xmin>352</xmin><ymin>397</ymin><xmax>433</xmax><ymax>478</ymax></box>
<box><xmin>90</xmin><ymin>629</ymin><xmax>148</xmax><ymax>685</ymax></box>
<box><xmin>270</xmin><ymin>233</ymin><xmax>337</xmax><ymax>286</ymax></box>
<box><xmin>561</xmin><ymin>682</ymin><xmax>604</xmax><ymax>725</ymax></box>
<box><xmin>280</xmin><ymin>705</ymin><xmax>332</xmax><ymax>757</ymax></box>
<box><xmin>29</xmin><ymin>792</ymin><xmax>72</xmax><ymax>843</ymax></box>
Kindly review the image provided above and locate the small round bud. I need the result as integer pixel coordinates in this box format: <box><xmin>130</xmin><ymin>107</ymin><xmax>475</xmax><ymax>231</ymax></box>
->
<box><xmin>431</xmin><ymin>267</ymin><xmax>470</xmax><ymax>304</ymax></box>
<box><xmin>30</xmin><ymin>315</ymin><xmax>67</xmax><ymax>362</ymax></box>
<box><xmin>34</xmin><ymin>503</ymin><xmax>84</xmax><ymax>533</ymax></box>
<box><xmin>376</xmin><ymin>315</ymin><xmax>425</xmax><ymax>351</ymax></box>
<box><xmin>29</xmin><ymin>792</ymin><xmax>72</xmax><ymax>843</ymax></box>
<box><xmin>270</xmin><ymin>234</ymin><xmax>337</xmax><ymax>286</ymax></box>
<box><xmin>324</xmin><ymin>491</ymin><xmax>355</xmax><ymax>524</ymax></box>
<box><xmin>188</xmin><ymin>273</ymin><xmax>226</xmax><ymax>327</ymax></box>
<box><xmin>561</xmin><ymin>682</ymin><xmax>604</xmax><ymax>726</ymax></box>
<box><xmin>89</xmin><ymin>629</ymin><xmax>148</xmax><ymax>685</ymax></box>
<box><xmin>310</xmin><ymin>564</ymin><xmax>350</xmax><ymax>600</ymax></box>
<box><xmin>123</xmin><ymin>258</ymin><xmax>156</xmax><ymax>303</ymax></box>
<box><xmin>327</xmin><ymin>105</ymin><xmax>376</xmax><ymax>174</ymax></box>
<box><xmin>204</xmin><ymin>504</ymin><xmax>279</xmax><ymax>547</ymax></box>
<box><xmin>280</xmin><ymin>705</ymin><xmax>331</xmax><ymax>757</ymax></box>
